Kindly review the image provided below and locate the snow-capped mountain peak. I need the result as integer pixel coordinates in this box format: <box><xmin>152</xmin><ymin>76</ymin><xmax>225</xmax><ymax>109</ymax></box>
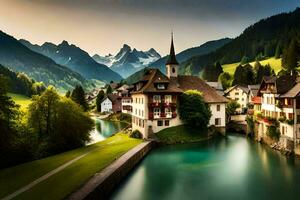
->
<box><xmin>92</xmin><ymin>44</ymin><xmax>161</xmax><ymax>78</ymax></box>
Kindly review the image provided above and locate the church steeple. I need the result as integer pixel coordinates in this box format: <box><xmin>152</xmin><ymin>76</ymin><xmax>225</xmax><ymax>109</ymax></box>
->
<box><xmin>166</xmin><ymin>32</ymin><xmax>179</xmax><ymax>78</ymax></box>
<box><xmin>166</xmin><ymin>32</ymin><xmax>179</xmax><ymax>65</ymax></box>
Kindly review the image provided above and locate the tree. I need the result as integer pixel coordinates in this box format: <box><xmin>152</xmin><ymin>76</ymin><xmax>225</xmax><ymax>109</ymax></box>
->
<box><xmin>202</xmin><ymin>62</ymin><xmax>224</xmax><ymax>81</ymax></box>
<box><xmin>255</xmin><ymin>63</ymin><xmax>273</xmax><ymax>84</ymax></box>
<box><xmin>179</xmin><ymin>90</ymin><xmax>211</xmax><ymax>128</ymax></box>
<box><xmin>106</xmin><ymin>85</ymin><xmax>113</xmax><ymax>94</ymax></box>
<box><xmin>218</xmin><ymin>72</ymin><xmax>232</xmax><ymax>90</ymax></box>
<box><xmin>226</xmin><ymin>100</ymin><xmax>241</xmax><ymax>116</ymax></box>
<box><xmin>96</xmin><ymin>90</ymin><xmax>105</xmax><ymax>112</ymax></box>
<box><xmin>240</xmin><ymin>56</ymin><xmax>249</xmax><ymax>65</ymax></box>
<box><xmin>71</xmin><ymin>85</ymin><xmax>88</xmax><ymax>111</ymax></box>
<box><xmin>232</xmin><ymin>64</ymin><xmax>255</xmax><ymax>86</ymax></box>
<box><xmin>65</xmin><ymin>90</ymin><xmax>71</xmax><ymax>98</ymax></box>
<box><xmin>282</xmin><ymin>38</ymin><xmax>300</xmax><ymax>73</ymax></box>
<box><xmin>27</xmin><ymin>87</ymin><xmax>94</xmax><ymax>155</ymax></box>
<box><xmin>275</xmin><ymin>43</ymin><xmax>282</xmax><ymax>58</ymax></box>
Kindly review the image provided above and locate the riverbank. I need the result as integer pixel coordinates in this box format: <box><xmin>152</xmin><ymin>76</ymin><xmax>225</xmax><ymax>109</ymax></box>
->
<box><xmin>0</xmin><ymin>133</ymin><xmax>142</xmax><ymax>200</ymax></box>
<box><xmin>102</xmin><ymin>113</ymin><xmax>132</xmax><ymax>124</ymax></box>
<box><xmin>156</xmin><ymin>125</ymin><xmax>212</xmax><ymax>144</ymax></box>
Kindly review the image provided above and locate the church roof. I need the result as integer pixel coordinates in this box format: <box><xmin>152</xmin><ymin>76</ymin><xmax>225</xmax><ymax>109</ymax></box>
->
<box><xmin>132</xmin><ymin>68</ymin><xmax>228</xmax><ymax>103</ymax></box>
<box><xmin>166</xmin><ymin>34</ymin><xmax>179</xmax><ymax>65</ymax></box>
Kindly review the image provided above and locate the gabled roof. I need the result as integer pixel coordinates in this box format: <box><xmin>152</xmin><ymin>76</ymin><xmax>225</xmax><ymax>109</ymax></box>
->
<box><xmin>101</xmin><ymin>94</ymin><xmax>121</xmax><ymax>103</ymax></box>
<box><xmin>279</xmin><ymin>82</ymin><xmax>300</xmax><ymax>98</ymax></box>
<box><xmin>248</xmin><ymin>84</ymin><xmax>260</xmax><ymax>96</ymax></box>
<box><xmin>132</xmin><ymin>69</ymin><xmax>183</xmax><ymax>93</ymax></box>
<box><xmin>224</xmin><ymin>85</ymin><xmax>249</xmax><ymax>95</ymax></box>
<box><xmin>177</xmin><ymin>76</ymin><xmax>228</xmax><ymax>103</ymax></box>
<box><xmin>206</xmin><ymin>82</ymin><xmax>223</xmax><ymax>91</ymax></box>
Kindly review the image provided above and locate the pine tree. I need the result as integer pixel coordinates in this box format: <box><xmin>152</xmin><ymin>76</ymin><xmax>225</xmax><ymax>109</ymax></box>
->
<box><xmin>275</xmin><ymin>43</ymin><xmax>282</xmax><ymax>58</ymax></box>
<box><xmin>106</xmin><ymin>85</ymin><xmax>113</xmax><ymax>94</ymax></box>
<box><xmin>65</xmin><ymin>90</ymin><xmax>71</xmax><ymax>98</ymax></box>
<box><xmin>96</xmin><ymin>90</ymin><xmax>105</xmax><ymax>112</ymax></box>
<box><xmin>282</xmin><ymin>38</ymin><xmax>300</xmax><ymax>73</ymax></box>
<box><xmin>71</xmin><ymin>85</ymin><xmax>88</xmax><ymax>111</ymax></box>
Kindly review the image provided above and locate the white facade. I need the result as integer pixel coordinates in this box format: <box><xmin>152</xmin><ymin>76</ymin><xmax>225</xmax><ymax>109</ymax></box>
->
<box><xmin>225</xmin><ymin>87</ymin><xmax>249</xmax><ymax>112</ymax></box>
<box><xmin>101</xmin><ymin>98</ymin><xmax>113</xmax><ymax>113</ymax></box>
<box><xmin>131</xmin><ymin>93</ymin><xmax>226</xmax><ymax>138</ymax></box>
<box><xmin>209</xmin><ymin>103</ymin><xmax>226</xmax><ymax>128</ymax></box>
<box><xmin>121</xmin><ymin>98</ymin><xmax>132</xmax><ymax>114</ymax></box>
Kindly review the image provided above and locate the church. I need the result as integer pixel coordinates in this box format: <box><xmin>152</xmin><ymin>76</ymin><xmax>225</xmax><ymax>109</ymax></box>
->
<box><xmin>130</xmin><ymin>35</ymin><xmax>228</xmax><ymax>138</ymax></box>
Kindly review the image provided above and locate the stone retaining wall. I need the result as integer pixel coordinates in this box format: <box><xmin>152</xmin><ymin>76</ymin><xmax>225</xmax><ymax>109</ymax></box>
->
<box><xmin>67</xmin><ymin>141</ymin><xmax>154</xmax><ymax>200</ymax></box>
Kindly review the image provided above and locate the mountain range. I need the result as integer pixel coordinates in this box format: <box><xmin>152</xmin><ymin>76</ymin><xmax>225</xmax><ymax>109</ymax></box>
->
<box><xmin>20</xmin><ymin>39</ymin><xmax>122</xmax><ymax>82</ymax></box>
<box><xmin>0</xmin><ymin>30</ymin><xmax>90</xmax><ymax>92</ymax></box>
<box><xmin>125</xmin><ymin>38</ymin><xmax>232</xmax><ymax>84</ymax></box>
<box><xmin>93</xmin><ymin>44</ymin><xmax>161</xmax><ymax>78</ymax></box>
<box><xmin>183</xmin><ymin>7</ymin><xmax>300</xmax><ymax>76</ymax></box>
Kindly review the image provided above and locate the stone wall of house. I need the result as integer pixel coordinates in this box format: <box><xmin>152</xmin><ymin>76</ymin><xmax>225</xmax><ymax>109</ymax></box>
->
<box><xmin>67</xmin><ymin>141</ymin><xmax>155</xmax><ymax>200</ymax></box>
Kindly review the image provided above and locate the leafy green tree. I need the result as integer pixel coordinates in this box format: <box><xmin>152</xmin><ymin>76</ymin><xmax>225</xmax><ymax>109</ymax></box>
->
<box><xmin>27</xmin><ymin>87</ymin><xmax>93</xmax><ymax>155</ymax></box>
<box><xmin>106</xmin><ymin>85</ymin><xmax>113</xmax><ymax>94</ymax></box>
<box><xmin>240</xmin><ymin>56</ymin><xmax>249</xmax><ymax>65</ymax></box>
<box><xmin>255</xmin><ymin>63</ymin><xmax>273</xmax><ymax>83</ymax></box>
<box><xmin>71</xmin><ymin>85</ymin><xmax>88</xmax><ymax>111</ymax></box>
<box><xmin>226</xmin><ymin>100</ymin><xmax>241</xmax><ymax>116</ymax></box>
<box><xmin>179</xmin><ymin>90</ymin><xmax>211</xmax><ymax>128</ymax></box>
<box><xmin>96</xmin><ymin>90</ymin><xmax>105</xmax><ymax>112</ymax></box>
<box><xmin>218</xmin><ymin>72</ymin><xmax>232</xmax><ymax>90</ymax></box>
<box><xmin>282</xmin><ymin>38</ymin><xmax>300</xmax><ymax>73</ymax></box>
<box><xmin>31</xmin><ymin>82</ymin><xmax>46</xmax><ymax>95</ymax></box>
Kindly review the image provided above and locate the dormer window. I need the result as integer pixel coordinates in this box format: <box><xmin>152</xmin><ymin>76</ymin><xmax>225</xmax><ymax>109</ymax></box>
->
<box><xmin>157</xmin><ymin>83</ymin><xmax>165</xmax><ymax>90</ymax></box>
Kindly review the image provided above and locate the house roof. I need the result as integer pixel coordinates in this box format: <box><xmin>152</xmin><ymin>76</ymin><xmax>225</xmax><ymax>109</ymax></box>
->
<box><xmin>177</xmin><ymin>76</ymin><xmax>228</xmax><ymax>103</ymax></box>
<box><xmin>132</xmin><ymin>69</ymin><xmax>183</xmax><ymax>93</ymax></box>
<box><xmin>206</xmin><ymin>82</ymin><xmax>223</xmax><ymax>91</ymax></box>
<box><xmin>224</xmin><ymin>85</ymin><xmax>249</xmax><ymax>95</ymax></box>
<box><xmin>252</xmin><ymin>96</ymin><xmax>261</xmax><ymax>104</ymax></box>
<box><xmin>279</xmin><ymin>82</ymin><xmax>300</xmax><ymax>98</ymax></box>
<box><xmin>102</xmin><ymin>94</ymin><xmax>121</xmax><ymax>103</ymax></box>
<box><xmin>258</xmin><ymin>75</ymin><xmax>297</xmax><ymax>96</ymax></box>
<box><xmin>248</xmin><ymin>84</ymin><xmax>260</xmax><ymax>96</ymax></box>
<box><xmin>132</xmin><ymin>68</ymin><xmax>227</xmax><ymax>103</ymax></box>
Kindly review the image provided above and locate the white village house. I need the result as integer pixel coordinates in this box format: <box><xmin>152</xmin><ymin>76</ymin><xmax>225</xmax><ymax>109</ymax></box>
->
<box><xmin>130</xmin><ymin>36</ymin><xmax>228</xmax><ymax>139</ymax></box>
<box><xmin>224</xmin><ymin>85</ymin><xmax>250</xmax><ymax>113</ymax></box>
<box><xmin>100</xmin><ymin>94</ymin><xmax>122</xmax><ymax>113</ymax></box>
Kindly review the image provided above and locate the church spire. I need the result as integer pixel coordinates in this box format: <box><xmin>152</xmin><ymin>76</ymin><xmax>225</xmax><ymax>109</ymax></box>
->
<box><xmin>166</xmin><ymin>32</ymin><xmax>179</xmax><ymax>65</ymax></box>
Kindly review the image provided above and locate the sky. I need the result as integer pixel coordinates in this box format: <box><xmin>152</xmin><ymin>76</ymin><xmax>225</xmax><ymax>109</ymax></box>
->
<box><xmin>0</xmin><ymin>0</ymin><xmax>299</xmax><ymax>56</ymax></box>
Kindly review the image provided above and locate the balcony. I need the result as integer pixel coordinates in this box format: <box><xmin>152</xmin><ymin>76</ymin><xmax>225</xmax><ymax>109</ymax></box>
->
<box><xmin>148</xmin><ymin>112</ymin><xmax>177</xmax><ymax>119</ymax></box>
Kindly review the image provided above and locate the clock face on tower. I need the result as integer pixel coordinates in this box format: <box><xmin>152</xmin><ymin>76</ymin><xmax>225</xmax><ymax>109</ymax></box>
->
<box><xmin>172</xmin><ymin>67</ymin><xmax>176</xmax><ymax>73</ymax></box>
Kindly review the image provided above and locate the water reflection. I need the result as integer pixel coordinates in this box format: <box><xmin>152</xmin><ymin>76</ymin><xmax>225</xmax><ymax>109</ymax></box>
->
<box><xmin>111</xmin><ymin>135</ymin><xmax>300</xmax><ymax>200</ymax></box>
<box><xmin>88</xmin><ymin>118</ymin><xmax>127</xmax><ymax>144</ymax></box>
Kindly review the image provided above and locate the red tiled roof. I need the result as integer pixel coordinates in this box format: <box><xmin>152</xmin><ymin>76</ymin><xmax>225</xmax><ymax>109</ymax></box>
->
<box><xmin>252</xmin><ymin>96</ymin><xmax>261</xmax><ymax>104</ymax></box>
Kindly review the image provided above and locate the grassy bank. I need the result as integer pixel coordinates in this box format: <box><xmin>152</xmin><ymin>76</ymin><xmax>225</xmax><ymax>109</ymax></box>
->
<box><xmin>103</xmin><ymin>112</ymin><xmax>132</xmax><ymax>124</ymax></box>
<box><xmin>8</xmin><ymin>93</ymin><xmax>31</xmax><ymax>110</ymax></box>
<box><xmin>156</xmin><ymin>125</ymin><xmax>210</xmax><ymax>144</ymax></box>
<box><xmin>0</xmin><ymin>133</ymin><xmax>142</xmax><ymax>200</ymax></box>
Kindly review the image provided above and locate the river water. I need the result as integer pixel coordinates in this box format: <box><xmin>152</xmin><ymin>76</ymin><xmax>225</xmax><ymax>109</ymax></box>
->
<box><xmin>111</xmin><ymin>135</ymin><xmax>300</xmax><ymax>200</ymax></box>
<box><xmin>88</xmin><ymin>118</ymin><xmax>127</xmax><ymax>144</ymax></box>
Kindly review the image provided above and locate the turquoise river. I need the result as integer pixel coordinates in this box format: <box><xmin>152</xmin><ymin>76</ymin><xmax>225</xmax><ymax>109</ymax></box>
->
<box><xmin>111</xmin><ymin>135</ymin><xmax>300</xmax><ymax>200</ymax></box>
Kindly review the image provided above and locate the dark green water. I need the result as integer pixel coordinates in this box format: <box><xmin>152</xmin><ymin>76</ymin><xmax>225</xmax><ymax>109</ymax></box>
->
<box><xmin>111</xmin><ymin>135</ymin><xmax>300</xmax><ymax>200</ymax></box>
<box><xmin>89</xmin><ymin>119</ymin><xmax>127</xmax><ymax>144</ymax></box>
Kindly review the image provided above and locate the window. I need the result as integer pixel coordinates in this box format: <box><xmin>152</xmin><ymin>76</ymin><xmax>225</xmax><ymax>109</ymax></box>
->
<box><xmin>235</xmin><ymin>92</ymin><xmax>239</xmax><ymax>95</ymax></box>
<box><xmin>154</xmin><ymin>108</ymin><xmax>161</xmax><ymax>118</ymax></box>
<box><xmin>235</xmin><ymin>98</ymin><xmax>239</xmax><ymax>100</ymax></box>
<box><xmin>172</xmin><ymin>67</ymin><xmax>176</xmax><ymax>73</ymax></box>
<box><xmin>157</xmin><ymin>120</ymin><xmax>163</xmax><ymax>126</ymax></box>
<box><xmin>241</xmin><ymin>98</ymin><xmax>244</xmax><ymax>101</ymax></box>
<box><xmin>215</xmin><ymin>118</ymin><xmax>221</xmax><ymax>126</ymax></box>
<box><xmin>165</xmin><ymin>107</ymin><xmax>172</xmax><ymax>118</ymax></box>
<box><xmin>141</xmin><ymin>98</ymin><xmax>143</xmax><ymax>104</ymax></box>
<box><xmin>164</xmin><ymin>95</ymin><xmax>172</xmax><ymax>103</ymax></box>
<box><xmin>153</xmin><ymin>95</ymin><xmax>161</xmax><ymax>103</ymax></box>
<box><xmin>216</xmin><ymin>105</ymin><xmax>220</xmax><ymax>111</ymax></box>
<box><xmin>165</xmin><ymin>120</ymin><xmax>170</xmax><ymax>126</ymax></box>
<box><xmin>157</xmin><ymin>84</ymin><xmax>165</xmax><ymax>90</ymax></box>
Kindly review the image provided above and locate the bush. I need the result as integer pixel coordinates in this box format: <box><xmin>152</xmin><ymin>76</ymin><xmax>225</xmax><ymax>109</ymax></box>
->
<box><xmin>130</xmin><ymin>130</ymin><xmax>143</xmax><ymax>139</ymax></box>
<box><xmin>278</xmin><ymin>116</ymin><xmax>286</xmax><ymax>122</ymax></box>
<box><xmin>267</xmin><ymin>125</ymin><xmax>280</xmax><ymax>140</ymax></box>
<box><xmin>286</xmin><ymin>118</ymin><xmax>294</xmax><ymax>125</ymax></box>
<box><xmin>179</xmin><ymin>90</ymin><xmax>211</xmax><ymax>128</ymax></box>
